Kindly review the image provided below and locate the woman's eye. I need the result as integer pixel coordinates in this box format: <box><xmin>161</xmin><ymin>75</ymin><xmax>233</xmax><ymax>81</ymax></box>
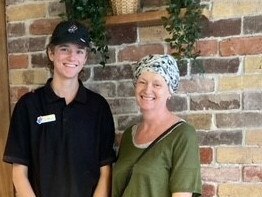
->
<box><xmin>154</xmin><ymin>84</ymin><xmax>161</xmax><ymax>87</ymax></box>
<box><xmin>138</xmin><ymin>81</ymin><xmax>146</xmax><ymax>84</ymax></box>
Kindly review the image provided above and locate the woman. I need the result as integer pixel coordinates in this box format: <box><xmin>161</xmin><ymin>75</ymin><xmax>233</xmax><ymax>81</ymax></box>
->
<box><xmin>112</xmin><ymin>54</ymin><xmax>201</xmax><ymax>197</ymax></box>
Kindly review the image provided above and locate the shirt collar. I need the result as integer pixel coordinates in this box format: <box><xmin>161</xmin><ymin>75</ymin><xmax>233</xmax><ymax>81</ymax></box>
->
<box><xmin>44</xmin><ymin>78</ymin><xmax>87</xmax><ymax>104</ymax></box>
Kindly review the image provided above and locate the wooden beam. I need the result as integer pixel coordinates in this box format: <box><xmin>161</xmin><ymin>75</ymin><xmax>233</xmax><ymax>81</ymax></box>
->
<box><xmin>0</xmin><ymin>1</ymin><xmax>13</xmax><ymax>197</ymax></box>
<box><xmin>106</xmin><ymin>8</ymin><xmax>210</xmax><ymax>26</ymax></box>
<box><xmin>106</xmin><ymin>10</ymin><xmax>169</xmax><ymax>26</ymax></box>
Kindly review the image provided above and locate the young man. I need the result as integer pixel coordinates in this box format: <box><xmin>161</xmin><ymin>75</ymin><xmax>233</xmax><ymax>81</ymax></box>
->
<box><xmin>3</xmin><ymin>21</ymin><xmax>116</xmax><ymax>197</ymax></box>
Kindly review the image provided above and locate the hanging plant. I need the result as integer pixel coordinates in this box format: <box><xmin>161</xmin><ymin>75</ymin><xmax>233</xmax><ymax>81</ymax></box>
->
<box><xmin>59</xmin><ymin>0</ymin><xmax>109</xmax><ymax>67</ymax></box>
<box><xmin>59</xmin><ymin>0</ymin><xmax>204</xmax><ymax>69</ymax></box>
<box><xmin>162</xmin><ymin>0</ymin><xmax>204</xmax><ymax>69</ymax></box>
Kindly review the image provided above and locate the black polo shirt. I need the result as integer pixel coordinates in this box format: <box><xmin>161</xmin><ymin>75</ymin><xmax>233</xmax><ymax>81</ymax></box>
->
<box><xmin>3</xmin><ymin>79</ymin><xmax>116</xmax><ymax>197</ymax></box>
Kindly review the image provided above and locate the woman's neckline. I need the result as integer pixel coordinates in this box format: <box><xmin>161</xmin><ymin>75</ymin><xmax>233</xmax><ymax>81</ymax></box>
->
<box><xmin>131</xmin><ymin>120</ymin><xmax>185</xmax><ymax>149</ymax></box>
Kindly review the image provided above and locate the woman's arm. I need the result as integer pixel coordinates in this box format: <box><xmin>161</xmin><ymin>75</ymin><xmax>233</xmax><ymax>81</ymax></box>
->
<box><xmin>93</xmin><ymin>165</ymin><xmax>112</xmax><ymax>197</ymax></box>
<box><xmin>172</xmin><ymin>192</ymin><xmax>192</xmax><ymax>197</ymax></box>
<box><xmin>12</xmin><ymin>164</ymin><xmax>36</xmax><ymax>197</ymax></box>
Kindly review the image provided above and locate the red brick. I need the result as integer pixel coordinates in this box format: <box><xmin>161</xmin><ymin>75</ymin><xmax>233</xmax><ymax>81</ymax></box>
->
<box><xmin>200</xmin><ymin>147</ymin><xmax>213</xmax><ymax>164</ymax></box>
<box><xmin>9</xmin><ymin>54</ymin><xmax>29</xmax><ymax>69</ymax></box>
<box><xmin>108</xmin><ymin>24</ymin><xmax>137</xmax><ymax>45</ymax></box>
<box><xmin>118</xmin><ymin>44</ymin><xmax>164</xmax><ymax>62</ymax></box>
<box><xmin>196</xmin><ymin>40</ymin><xmax>218</xmax><ymax>56</ymax></box>
<box><xmin>243</xmin><ymin>166</ymin><xmax>262</xmax><ymax>182</ymax></box>
<box><xmin>202</xmin><ymin>18</ymin><xmax>241</xmax><ymax>38</ymax></box>
<box><xmin>220</xmin><ymin>36</ymin><xmax>262</xmax><ymax>56</ymax></box>
<box><xmin>202</xmin><ymin>184</ymin><xmax>216</xmax><ymax>197</ymax></box>
<box><xmin>30</xmin><ymin>19</ymin><xmax>61</xmax><ymax>35</ymax></box>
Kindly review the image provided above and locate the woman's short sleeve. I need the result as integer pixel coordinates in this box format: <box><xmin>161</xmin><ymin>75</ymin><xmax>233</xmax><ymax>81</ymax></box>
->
<box><xmin>169</xmin><ymin>124</ymin><xmax>202</xmax><ymax>196</ymax></box>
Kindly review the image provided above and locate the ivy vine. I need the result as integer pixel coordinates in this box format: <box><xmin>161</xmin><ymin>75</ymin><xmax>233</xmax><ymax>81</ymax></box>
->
<box><xmin>162</xmin><ymin>0</ymin><xmax>204</xmax><ymax>68</ymax></box>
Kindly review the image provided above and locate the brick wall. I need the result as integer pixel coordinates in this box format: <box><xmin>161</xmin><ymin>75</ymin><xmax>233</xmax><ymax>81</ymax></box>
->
<box><xmin>5</xmin><ymin>0</ymin><xmax>262</xmax><ymax>196</ymax></box>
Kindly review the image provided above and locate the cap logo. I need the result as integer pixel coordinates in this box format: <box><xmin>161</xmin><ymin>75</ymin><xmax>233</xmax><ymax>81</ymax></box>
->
<box><xmin>68</xmin><ymin>25</ymin><xmax>78</xmax><ymax>33</ymax></box>
<box><xmin>80</xmin><ymin>38</ymin><xmax>86</xmax><ymax>43</ymax></box>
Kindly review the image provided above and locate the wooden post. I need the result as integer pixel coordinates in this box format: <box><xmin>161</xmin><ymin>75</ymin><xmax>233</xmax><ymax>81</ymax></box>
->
<box><xmin>0</xmin><ymin>1</ymin><xmax>13</xmax><ymax>196</ymax></box>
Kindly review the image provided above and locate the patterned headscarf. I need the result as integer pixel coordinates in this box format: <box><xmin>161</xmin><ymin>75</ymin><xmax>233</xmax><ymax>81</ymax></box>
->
<box><xmin>133</xmin><ymin>54</ymin><xmax>180</xmax><ymax>94</ymax></box>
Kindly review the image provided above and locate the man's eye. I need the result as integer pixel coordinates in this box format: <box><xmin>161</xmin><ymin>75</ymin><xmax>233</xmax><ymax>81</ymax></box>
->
<box><xmin>77</xmin><ymin>50</ymin><xmax>85</xmax><ymax>54</ymax></box>
<box><xmin>60</xmin><ymin>48</ymin><xmax>68</xmax><ymax>51</ymax></box>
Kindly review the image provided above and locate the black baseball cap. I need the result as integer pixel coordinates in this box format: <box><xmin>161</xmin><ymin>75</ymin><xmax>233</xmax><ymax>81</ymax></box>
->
<box><xmin>50</xmin><ymin>20</ymin><xmax>90</xmax><ymax>47</ymax></box>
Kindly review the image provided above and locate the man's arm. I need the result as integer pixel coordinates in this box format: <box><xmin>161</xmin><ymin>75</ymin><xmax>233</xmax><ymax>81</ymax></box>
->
<box><xmin>13</xmin><ymin>164</ymin><xmax>36</xmax><ymax>197</ymax></box>
<box><xmin>93</xmin><ymin>165</ymin><xmax>112</xmax><ymax>197</ymax></box>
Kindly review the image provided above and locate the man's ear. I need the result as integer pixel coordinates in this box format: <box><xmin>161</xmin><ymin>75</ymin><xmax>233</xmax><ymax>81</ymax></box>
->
<box><xmin>47</xmin><ymin>47</ymin><xmax>54</xmax><ymax>62</ymax></box>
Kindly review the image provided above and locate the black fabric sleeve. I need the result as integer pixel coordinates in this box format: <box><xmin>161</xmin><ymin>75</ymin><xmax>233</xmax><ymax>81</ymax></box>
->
<box><xmin>3</xmin><ymin>95</ymin><xmax>31</xmax><ymax>166</ymax></box>
<box><xmin>98</xmin><ymin>98</ymin><xmax>116</xmax><ymax>166</ymax></box>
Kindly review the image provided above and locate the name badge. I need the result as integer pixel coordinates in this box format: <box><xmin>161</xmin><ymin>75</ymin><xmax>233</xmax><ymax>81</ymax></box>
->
<box><xmin>36</xmin><ymin>114</ymin><xmax>56</xmax><ymax>124</ymax></box>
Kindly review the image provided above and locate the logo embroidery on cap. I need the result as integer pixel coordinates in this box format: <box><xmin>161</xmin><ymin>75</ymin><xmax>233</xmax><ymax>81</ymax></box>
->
<box><xmin>68</xmin><ymin>25</ymin><xmax>78</xmax><ymax>33</ymax></box>
<box><xmin>80</xmin><ymin>38</ymin><xmax>86</xmax><ymax>43</ymax></box>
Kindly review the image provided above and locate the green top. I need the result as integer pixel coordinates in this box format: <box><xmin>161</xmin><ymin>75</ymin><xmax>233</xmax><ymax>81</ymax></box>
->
<box><xmin>112</xmin><ymin>122</ymin><xmax>202</xmax><ymax>197</ymax></box>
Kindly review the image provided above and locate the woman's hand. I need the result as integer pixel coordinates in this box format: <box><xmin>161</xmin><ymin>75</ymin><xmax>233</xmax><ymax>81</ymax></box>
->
<box><xmin>172</xmin><ymin>192</ymin><xmax>192</xmax><ymax>197</ymax></box>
